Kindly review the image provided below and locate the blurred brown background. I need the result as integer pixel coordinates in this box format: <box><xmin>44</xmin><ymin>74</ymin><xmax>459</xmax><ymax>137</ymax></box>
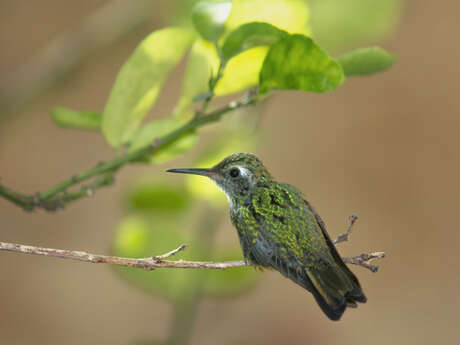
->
<box><xmin>1</xmin><ymin>1</ymin><xmax>459</xmax><ymax>345</ymax></box>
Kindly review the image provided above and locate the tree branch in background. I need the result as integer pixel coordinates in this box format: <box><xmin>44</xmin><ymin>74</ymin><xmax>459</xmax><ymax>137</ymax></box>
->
<box><xmin>0</xmin><ymin>0</ymin><xmax>161</xmax><ymax>114</ymax></box>
<box><xmin>0</xmin><ymin>222</ymin><xmax>386</xmax><ymax>273</ymax></box>
<box><xmin>0</xmin><ymin>93</ymin><xmax>257</xmax><ymax>212</ymax></box>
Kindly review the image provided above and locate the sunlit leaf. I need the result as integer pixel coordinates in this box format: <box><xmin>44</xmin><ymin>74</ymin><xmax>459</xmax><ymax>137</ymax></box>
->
<box><xmin>51</xmin><ymin>107</ymin><xmax>101</xmax><ymax>131</ymax></box>
<box><xmin>338</xmin><ymin>47</ymin><xmax>396</xmax><ymax>77</ymax></box>
<box><xmin>129</xmin><ymin>118</ymin><xmax>198</xmax><ymax>164</ymax></box>
<box><xmin>222</xmin><ymin>22</ymin><xmax>288</xmax><ymax>61</ymax></box>
<box><xmin>102</xmin><ymin>27</ymin><xmax>195</xmax><ymax>148</ymax></box>
<box><xmin>259</xmin><ymin>34</ymin><xmax>345</xmax><ymax>93</ymax></box>
<box><xmin>126</xmin><ymin>179</ymin><xmax>190</xmax><ymax>212</ymax></box>
<box><xmin>308</xmin><ymin>0</ymin><xmax>403</xmax><ymax>52</ymax></box>
<box><xmin>204</xmin><ymin>248</ymin><xmax>260</xmax><ymax>297</ymax></box>
<box><xmin>174</xmin><ymin>0</ymin><xmax>310</xmax><ymax>116</ymax></box>
<box><xmin>192</xmin><ymin>0</ymin><xmax>232</xmax><ymax>42</ymax></box>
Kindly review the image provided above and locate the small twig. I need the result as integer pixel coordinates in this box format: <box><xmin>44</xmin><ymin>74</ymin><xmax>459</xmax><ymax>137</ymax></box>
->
<box><xmin>333</xmin><ymin>214</ymin><xmax>358</xmax><ymax>245</ymax></box>
<box><xmin>153</xmin><ymin>244</ymin><xmax>187</xmax><ymax>261</ymax></box>
<box><xmin>332</xmin><ymin>215</ymin><xmax>385</xmax><ymax>272</ymax></box>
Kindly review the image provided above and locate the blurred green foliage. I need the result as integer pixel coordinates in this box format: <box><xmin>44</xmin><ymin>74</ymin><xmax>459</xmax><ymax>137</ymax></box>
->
<box><xmin>338</xmin><ymin>47</ymin><xmax>396</xmax><ymax>77</ymax></box>
<box><xmin>113</xmin><ymin>186</ymin><xmax>260</xmax><ymax>302</ymax></box>
<box><xmin>308</xmin><ymin>0</ymin><xmax>404</xmax><ymax>52</ymax></box>
<box><xmin>51</xmin><ymin>107</ymin><xmax>101</xmax><ymax>131</ymax></box>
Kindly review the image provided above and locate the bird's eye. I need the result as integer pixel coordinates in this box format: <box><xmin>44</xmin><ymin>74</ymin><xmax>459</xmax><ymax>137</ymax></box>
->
<box><xmin>229</xmin><ymin>168</ymin><xmax>240</xmax><ymax>178</ymax></box>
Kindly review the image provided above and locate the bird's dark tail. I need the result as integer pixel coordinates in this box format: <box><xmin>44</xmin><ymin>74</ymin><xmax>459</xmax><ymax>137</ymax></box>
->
<box><xmin>280</xmin><ymin>254</ymin><xmax>366</xmax><ymax>321</ymax></box>
<box><xmin>303</xmin><ymin>260</ymin><xmax>366</xmax><ymax>321</ymax></box>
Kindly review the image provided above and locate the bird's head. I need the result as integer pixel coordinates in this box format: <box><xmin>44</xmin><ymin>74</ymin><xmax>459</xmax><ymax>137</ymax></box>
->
<box><xmin>167</xmin><ymin>153</ymin><xmax>272</xmax><ymax>204</ymax></box>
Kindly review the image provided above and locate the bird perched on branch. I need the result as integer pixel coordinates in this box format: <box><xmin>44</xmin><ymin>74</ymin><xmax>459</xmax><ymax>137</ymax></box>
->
<box><xmin>168</xmin><ymin>153</ymin><xmax>366</xmax><ymax>320</ymax></box>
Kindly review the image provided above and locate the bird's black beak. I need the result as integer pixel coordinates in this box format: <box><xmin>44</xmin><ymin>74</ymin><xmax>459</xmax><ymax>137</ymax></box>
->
<box><xmin>167</xmin><ymin>168</ymin><xmax>219</xmax><ymax>179</ymax></box>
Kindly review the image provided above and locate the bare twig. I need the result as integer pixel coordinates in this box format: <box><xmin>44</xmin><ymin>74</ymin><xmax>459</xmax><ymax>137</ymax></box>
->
<box><xmin>153</xmin><ymin>244</ymin><xmax>187</xmax><ymax>261</ymax></box>
<box><xmin>332</xmin><ymin>215</ymin><xmax>385</xmax><ymax>272</ymax></box>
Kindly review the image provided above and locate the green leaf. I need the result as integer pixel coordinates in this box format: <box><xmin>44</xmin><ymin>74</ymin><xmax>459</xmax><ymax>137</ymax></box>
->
<box><xmin>338</xmin><ymin>47</ymin><xmax>396</xmax><ymax>77</ymax></box>
<box><xmin>308</xmin><ymin>0</ymin><xmax>403</xmax><ymax>52</ymax></box>
<box><xmin>192</xmin><ymin>0</ymin><xmax>232</xmax><ymax>42</ymax></box>
<box><xmin>174</xmin><ymin>0</ymin><xmax>310</xmax><ymax>116</ymax></box>
<box><xmin>113</xmin><ymin>215</ymin><xmax>197</xmax><ymax>301</ymax></box>
<box><xmin>102</xmin><ymin>27</ymin><xmax>195</xmax><ymax>148</ymax></box>
<box><xmin>259</xmin><ymin>34</ymin><xmax>345</xmax><ymax>93</ymax></box>
<box><xmin>203</xmin><ymin>248</ymin><xmax>260</xmax><ymax>297</ymax></box>
<box><xmin>222</xmin><ymin>22</ymin><xmax>288</xmax><ymax>61</ymax></box>
<box><xmin>51</xmin><ymin>107</ymin><xmax>101</xmax><ymax>130</ymax></box>
<box><xmin>126</xmin><ymin>179</ymin><xmax>190</xmax><ymax>213</ymax></box>
<box><xmin>129</xmin><ymin>118</ymin><xmax>198</xmax><ymax>164</ymax></box>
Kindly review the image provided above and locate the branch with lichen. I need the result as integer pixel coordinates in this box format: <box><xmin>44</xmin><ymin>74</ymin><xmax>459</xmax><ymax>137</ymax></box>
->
<box><xmin>0</xmin><ymin>216</ymin><xmax>386</xmax><ymax>273</ymax></box>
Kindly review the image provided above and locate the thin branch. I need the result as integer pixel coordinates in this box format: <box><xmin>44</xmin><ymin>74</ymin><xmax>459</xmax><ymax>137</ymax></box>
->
<box><xmin>0</xmin><ymin>225</ymin><xmax>385</xmax><ymax>273</ymax></box>
<box><xmin>0</xmin><ymin>94</ymin><xmax>257</xmax><ymax>212</ymax></box>
<box><xmin>0</xmin><ymin>241</ymin><xmax>246</xmax><ymax>270</ymax></box>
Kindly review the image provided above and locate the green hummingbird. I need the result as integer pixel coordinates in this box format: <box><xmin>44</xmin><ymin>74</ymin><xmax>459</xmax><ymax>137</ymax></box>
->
<box><xmin>167</xmin><ymin>153</ymin><xmax>366</xmax><ymax>320</ymax></box>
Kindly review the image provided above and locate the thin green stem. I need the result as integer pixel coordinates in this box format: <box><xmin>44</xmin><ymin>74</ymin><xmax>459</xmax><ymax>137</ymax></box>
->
<box><xmin>0</xmin><ymin>94</ymin><xmax>257</xmax><ymax>212</ymax></box>
<box><xmin>200</xmin><ymin>45</ymin><xmax>225</xmax><ymax>115</ymax></box>
<box><xmin>0</xmin><ymin>185</ymin><xmax>34</xmax><ymax>211</ymax></box>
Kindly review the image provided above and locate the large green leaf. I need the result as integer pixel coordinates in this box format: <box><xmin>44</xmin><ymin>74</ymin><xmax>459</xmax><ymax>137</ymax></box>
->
<box><xmin>338</xmin><ymin>47</ymin><xmax>396</xmax><ymax>77</ymax></box>
<box><xmin>192</xmin><ymin>0</ymin><xmax>232</xmax><ymax>42</ymax></box>
<box><xmin>174</xmin><ymin>0</ymin><xmax>310</xmax><ymax>116</ymax></box>
<box><xmin>259</xmin><ymin>34</ymin><xmax>345</xmax><ymax>93</ymax></box>
<box><xmin>102</xmin><ymin>27</ymin><xmax>195</xmax><ymax>148</ymax></box>
<box><xmin>51</xmin><ymin>107</ymin><xmax>101</xmax><ymax>131</ymax></box>
<box><xmin>308</xmin><ymin>0</ymin><xmax>403</xmax><ymax>52</ymax></box>
<box><xmin>221</xmin><ymin>22</ymin><xmax>288</xmax><ymax>62</ymax></box>
<box><xmin>129</xmin><ymin>118</ymin><xmax>198</xmax><ymax>164</ymax></box>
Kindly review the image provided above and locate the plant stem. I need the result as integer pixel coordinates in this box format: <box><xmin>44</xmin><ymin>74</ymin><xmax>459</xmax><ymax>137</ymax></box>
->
<box><xmin>0</xmin><ymin>94</ymin><xmax>257</xmax><ymax>212</ymax></box>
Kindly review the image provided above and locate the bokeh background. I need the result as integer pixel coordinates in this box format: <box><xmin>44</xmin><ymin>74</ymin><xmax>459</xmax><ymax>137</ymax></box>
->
<box><xmin>1</xmin><ymin>1</ymin><xmax>460</xmax><ymax>345</ymax></box>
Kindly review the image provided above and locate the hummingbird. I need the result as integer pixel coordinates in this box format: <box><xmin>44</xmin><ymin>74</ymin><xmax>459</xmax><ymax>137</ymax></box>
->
<box><xmin>167</xmin><ymin>153</ymin><xmax>366</xmax><ymax>320</ymax></box>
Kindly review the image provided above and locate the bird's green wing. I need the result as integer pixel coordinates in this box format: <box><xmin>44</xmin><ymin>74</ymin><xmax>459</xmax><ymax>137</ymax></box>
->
<box><xmin>248</xmin><ymin>182</ymin><xmax>366</xmax><ymax>320</ymax></box>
